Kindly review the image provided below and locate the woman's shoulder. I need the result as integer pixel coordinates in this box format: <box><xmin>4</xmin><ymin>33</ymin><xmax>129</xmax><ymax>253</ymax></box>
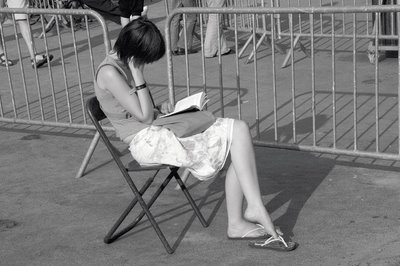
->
<box><xmin>97</xmin><ymin>64</ymin><xmax>124</xmax><ymax>88</ymax></box>
<box><xmin>98</xmin><ymin>64</ymin><xmax>119</xmax><ymax>76</ymax></box>
<box><xmin>98</xmin><ymin>55</ymin><xmax>129</xmax><ymax>78</ymax></box>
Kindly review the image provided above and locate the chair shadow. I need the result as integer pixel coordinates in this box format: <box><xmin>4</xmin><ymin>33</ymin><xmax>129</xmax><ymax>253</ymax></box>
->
<box><xmin>109</xmin><ymin>168</ymin><xmax>227</xmax><ymax>252</ymax></box>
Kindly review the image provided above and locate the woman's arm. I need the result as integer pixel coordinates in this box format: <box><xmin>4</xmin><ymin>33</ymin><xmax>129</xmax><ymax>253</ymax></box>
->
<box><xmin>97</xmin><ymin>64</ymin><xmax>155</xmax><ymax>124</ymax></box>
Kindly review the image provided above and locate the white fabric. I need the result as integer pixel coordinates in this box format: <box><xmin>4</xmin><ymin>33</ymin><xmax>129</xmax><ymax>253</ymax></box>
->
<box><xmin>129</xmin><ymin>118</ymin><xmax>234</xmax><ymax>181</ymax></box>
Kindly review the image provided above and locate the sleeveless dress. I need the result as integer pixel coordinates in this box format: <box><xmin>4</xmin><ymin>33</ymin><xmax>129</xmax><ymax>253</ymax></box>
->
<box><xmin>95</xmin><ymin>55</ymin><xmax>234</xmax><ymax>181</ymax></box>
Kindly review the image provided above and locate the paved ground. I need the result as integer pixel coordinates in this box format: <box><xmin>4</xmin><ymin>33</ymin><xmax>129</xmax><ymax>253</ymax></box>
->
<box><xmin>1</xmin><ymin>1</ymin><xmax>400</xmax><ymax>266</ymax></box>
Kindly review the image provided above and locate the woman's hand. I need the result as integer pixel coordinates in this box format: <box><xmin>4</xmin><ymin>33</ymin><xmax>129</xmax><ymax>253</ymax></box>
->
<box><xmin>160</xmin><ymin>101</ymin><xmax>174</xmax><ymax>114</ymax></box>
<box><xmin>128</xmin><ymin>59</ymin><xmax>145</xmax><ymax>86</ymax></box>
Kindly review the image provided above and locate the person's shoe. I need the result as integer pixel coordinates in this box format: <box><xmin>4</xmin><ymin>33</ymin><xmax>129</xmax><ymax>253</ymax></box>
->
<box><xmin>221</xmin><ymin>49</ymin><xmax>232</xmax><ymax>56</ymax></box>
<box><xmin>31</xmin><ymin>54</ymin><xmax>54</xmax><ymax>68</ymax></box>
<box><xmin>173</xmin><ymin>47</ymin><xmax>197</xmax><ymax>56</ymax></box>
<box><xmin>0</xmin><ymin>53</ymin><xmax>13</xmax><ymax>67</ymax></box>
<box><xmin>205</xmin><ymin>49</ymin><xmax>232</xmax><ymax>58</ymax></box>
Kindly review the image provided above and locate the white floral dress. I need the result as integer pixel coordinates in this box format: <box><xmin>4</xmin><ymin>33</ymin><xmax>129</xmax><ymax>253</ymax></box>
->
<box><xmin>129</xmin><ymin>118</ymin><xmax>234</xmax><ymax>181</ymax></box>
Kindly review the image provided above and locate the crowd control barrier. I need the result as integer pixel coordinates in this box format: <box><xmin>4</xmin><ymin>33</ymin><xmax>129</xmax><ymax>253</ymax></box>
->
<box><xmin>165</xmin><ymin>5</ymin><xmax>400</xmax><ymax>162</ymax></box>
<box><xmin>0</xmin><ymin>7</ymin><xmax>112</xmax><ymax>177</ymax></box>
<box><xmin>2</xmin><ymin>4</ymin><xmax>400</xmax><ymax>180</ymax></box>
<box><xmin>181</xmin><ymin>0</ymin><xmax>399</xmax><ymax>66</ymax></box>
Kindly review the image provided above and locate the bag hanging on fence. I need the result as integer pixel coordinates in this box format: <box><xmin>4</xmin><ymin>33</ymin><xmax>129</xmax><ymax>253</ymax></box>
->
<box><xmin>152</xmin><ymin>110</ymin><xmax>216</xmax><ymax>138</ymax></box>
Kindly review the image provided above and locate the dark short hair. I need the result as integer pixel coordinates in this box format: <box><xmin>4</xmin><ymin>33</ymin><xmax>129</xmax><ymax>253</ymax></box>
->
<box><xmin>113</xmin><ymin>17</ymin><xmax>166</xmax><ymax>66</ymax></box>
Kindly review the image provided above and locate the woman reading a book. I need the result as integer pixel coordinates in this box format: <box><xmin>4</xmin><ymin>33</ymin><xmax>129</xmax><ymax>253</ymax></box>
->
<box><xmin>94</xmin><ymin>17</ymin><xmax>295</xmax><ymax>251</ymax></box>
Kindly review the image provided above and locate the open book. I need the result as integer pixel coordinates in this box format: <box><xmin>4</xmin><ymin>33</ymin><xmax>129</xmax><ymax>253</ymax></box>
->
<box><xmin>159</xmin><ymin>92</ymin><xmax>209</xmax><ymax>118</ymax></box>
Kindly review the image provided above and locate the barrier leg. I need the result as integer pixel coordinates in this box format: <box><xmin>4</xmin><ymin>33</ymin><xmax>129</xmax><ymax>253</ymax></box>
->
<box><xmin>367</xmin><ymin>9</ymin><xmax>384</xmax><ymax>64</ymax></box>
<box><xmin>33</xmin><ymin>15</ymin><xmax>56</xmax><ymax>39</ymax></box>
<box><xmin>238</xmin><ymin>31</ymin><xmax>256</xmax><ymax>58</ymax></box>
<box><xmin>34</xmin><ymin>15</ymin><xmax>70</xmax><ymax>39</ymax></box>
<box><xmin>275</xmin><ymin>14</ymin><xmax>282</xmax><ymax>39</ymax></box>
<box><xmin>245</xmin><ymin>32</ymin><xmax>285</xmax><ymax>64</ymax></box>
<box><xmin>245</xmin><ymin>32</ymin><xmax>269</xmax><ymax>63</ymax></box>
<box><xmin>281</xmin><ymin>35</ymin><xmax>305</xmax><ymax>68</ymax></box>
<box><xmin>75</xmin><ymin>131</ymin><xmax>100</xmax><ymax>178</ymax></box>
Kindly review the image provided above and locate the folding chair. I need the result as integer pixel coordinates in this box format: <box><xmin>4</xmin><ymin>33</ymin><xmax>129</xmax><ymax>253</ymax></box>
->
<box><xmin>85</xmin><ymin>96</ymin><xmax>209</xmax><ymax>254</ymax></box>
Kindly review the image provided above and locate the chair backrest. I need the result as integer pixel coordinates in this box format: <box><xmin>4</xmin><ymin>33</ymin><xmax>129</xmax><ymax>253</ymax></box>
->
<box><xmin>86</xmin><ymin>96</ymin><xmax>121</xmax><ymax>162</ymax></box>
<box><xmin>86</xmin><ymin>96</ymin><xmax>163</xmax><ymax>171</ymax></box>
<box><xmin>86</xmin><ymin>96</ymin><xmax>107</xmax><ymax>123</ymax></box>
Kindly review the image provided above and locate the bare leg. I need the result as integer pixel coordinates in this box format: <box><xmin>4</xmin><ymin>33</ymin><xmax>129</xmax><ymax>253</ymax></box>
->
<box><xmin>226</xmin><ymin>163</ymin><xmax>265</xmax><ymax>237</ymax></box>
<box><xmin>16</xmin><ymin>20</ymin><xmax>35</xmax><ymax>59</ymax></box>
<box><xmin>226</xmin><ymin>120</ymin><xmax>278</xmax><ymax>238</ymax></box>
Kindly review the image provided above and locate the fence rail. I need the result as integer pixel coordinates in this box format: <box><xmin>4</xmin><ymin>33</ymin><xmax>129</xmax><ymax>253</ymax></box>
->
<box><xmin>166</xmin><ymin>5</ymin><xmax>400</xmax><ymax>161</ymax></box>
<box><xmin>2</xmin><ymin>5</ymin><xmax>400</xmax><ymax>180</ymax></box>
<box><xmin>188</xmin><ymin>1</ymin><xmax>399</xmax><ymax>64</ymax></box>
<box><xmin>0</xmin><ymin>7</ymin><xmax>111</xmax><ymax>130</ymax></box>
<box><xmin>0</xmin><ymin>8</ymin><xmax>113</xmax><ymax>177</ymax></box>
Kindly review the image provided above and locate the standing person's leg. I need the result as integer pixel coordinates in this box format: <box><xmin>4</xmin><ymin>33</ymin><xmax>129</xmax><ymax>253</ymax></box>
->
<box><xmin>204</xmin><ymin>0</ymin><xmax>230</xmax><ymax>57</ymax></box>
<box><xmin>16</xmin><ymin>19</ymin><xmax>53</xmax><ymax>67</ymax></box>
<box><xmin>16</xmin><ymin>19</ymin><xmax>36</xmax><ymax>59</ymax></box>
<box><xmin>176</xmin><ymin>0</ymin><xmax>197</xmax><ymax>51</ymax></box>
<box><xmin>226</xmin><ymin>120</ymin><xmax>279</xmax><ymax>238</ymax></box>
<box><xmin>8</xmin><ymin>0</ymin><xmax>53</xmax><ymax>67</ymax></box>
<box><xmin>170</xmin><ymin>0</ymin><xmax>182</xmax><ymax>52</ymax></box>
<box><xmin>7</xmin><ymin>0</ymin><xmax>33</xmax><ymax>58</ymax></box>
<box><xmin>0</xmin><ymin>41</ymin><xmax>13</xmax><ymax>66</ymax></box>
<box><xmin>0</xmin><ymin>0</ymin><xmax>12</xmax><ymax>66</ymax></box>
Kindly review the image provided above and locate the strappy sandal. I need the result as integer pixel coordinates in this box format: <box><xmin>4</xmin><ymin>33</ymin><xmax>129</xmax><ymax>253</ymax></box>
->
<box><xmin>0</xmin><ymin>53</ymin><xmax>13</xmax><ymax>67</ymax></box>
<box><xmin>228</xmin><ymin>224</ymin><xmax>271</xmax><ymax>240</ymax></box>
<box><xmin>31</xmin><ymin>54</ymin><xmax>54</xmax><ymax>68</ymax></box>
<box><xmin>248</xmin><ymin>235</ymin><xmax>298</xmax><ymax>251</ymax></box>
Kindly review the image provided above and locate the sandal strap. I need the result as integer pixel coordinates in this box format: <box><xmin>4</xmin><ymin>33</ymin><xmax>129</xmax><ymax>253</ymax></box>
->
<box><xmin>241</xmin><ymin>224</ymin><xmax>265</xmax><ymax>238</ymax></box>
<box><xmin>254</xmin><ymin>235</ymin><xmax>289</xmax><ymax>248</ymax></box>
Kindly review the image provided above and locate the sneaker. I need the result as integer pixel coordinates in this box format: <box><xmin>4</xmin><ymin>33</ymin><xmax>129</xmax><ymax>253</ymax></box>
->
<box><xmin>31</xmin><ymin>54</ymin><xmax>54</xmax><ymax>68</ymax></box>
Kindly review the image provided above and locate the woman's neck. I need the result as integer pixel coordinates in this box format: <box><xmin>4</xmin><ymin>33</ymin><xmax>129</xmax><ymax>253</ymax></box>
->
<box><xmin>108</xmin><ymin>51</ymin><xmax>119</xmax><ymax>60</ymax></box>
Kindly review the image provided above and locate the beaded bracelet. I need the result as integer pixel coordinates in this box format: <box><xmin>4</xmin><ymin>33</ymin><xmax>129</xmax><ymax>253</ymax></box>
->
<box><xmin>135</xmin><ymin>82</ymin><xmax>147</xmax><ymax>91</ymax></box>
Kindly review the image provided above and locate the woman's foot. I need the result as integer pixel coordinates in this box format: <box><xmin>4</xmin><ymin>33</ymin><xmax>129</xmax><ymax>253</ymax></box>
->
<box><xmin>244</xmin><ymin>207</ymin><xmax>279</xmax><ymax>238</ymax></box>
<box><xmin>227</xmin><ymin>221</ymin><xmax>268</xmax><ymax>239</ymax></box>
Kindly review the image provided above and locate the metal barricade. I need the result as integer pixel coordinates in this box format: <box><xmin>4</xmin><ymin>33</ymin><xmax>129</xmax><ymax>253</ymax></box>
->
<box><xmin>166</xmin><ymin>5</ymin><xmax>400</xmax><ymax>161</ymax></box>
<box><xmin>368</xmin><ymin>0</ymin><xmax>399</xmax><ymax>63</ymax></box>
<box><xmin>28</xmin><ymin>0</ymin><xmax>70</xmax><ymax>38</ymax></box>
<box><xmin>0</xmin><ymin>8</ymin><xmax>112</xmax><ymax>177</ymax></box>
<box><xmin>197</xmin><ymin>0</ymin><xmax>387</xmax><ymax>66</ymax></box>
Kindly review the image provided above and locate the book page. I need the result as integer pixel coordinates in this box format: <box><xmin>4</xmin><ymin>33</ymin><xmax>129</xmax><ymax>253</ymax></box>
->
<box><xmin>173</xmin><ymin>92</ymin><xmax>203</xmax><ymax>112</ymax></box>
<box><xmin>159</xmin><ymin>92</ymin><xmax>207</xmax><ymax>118</ymax></box>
